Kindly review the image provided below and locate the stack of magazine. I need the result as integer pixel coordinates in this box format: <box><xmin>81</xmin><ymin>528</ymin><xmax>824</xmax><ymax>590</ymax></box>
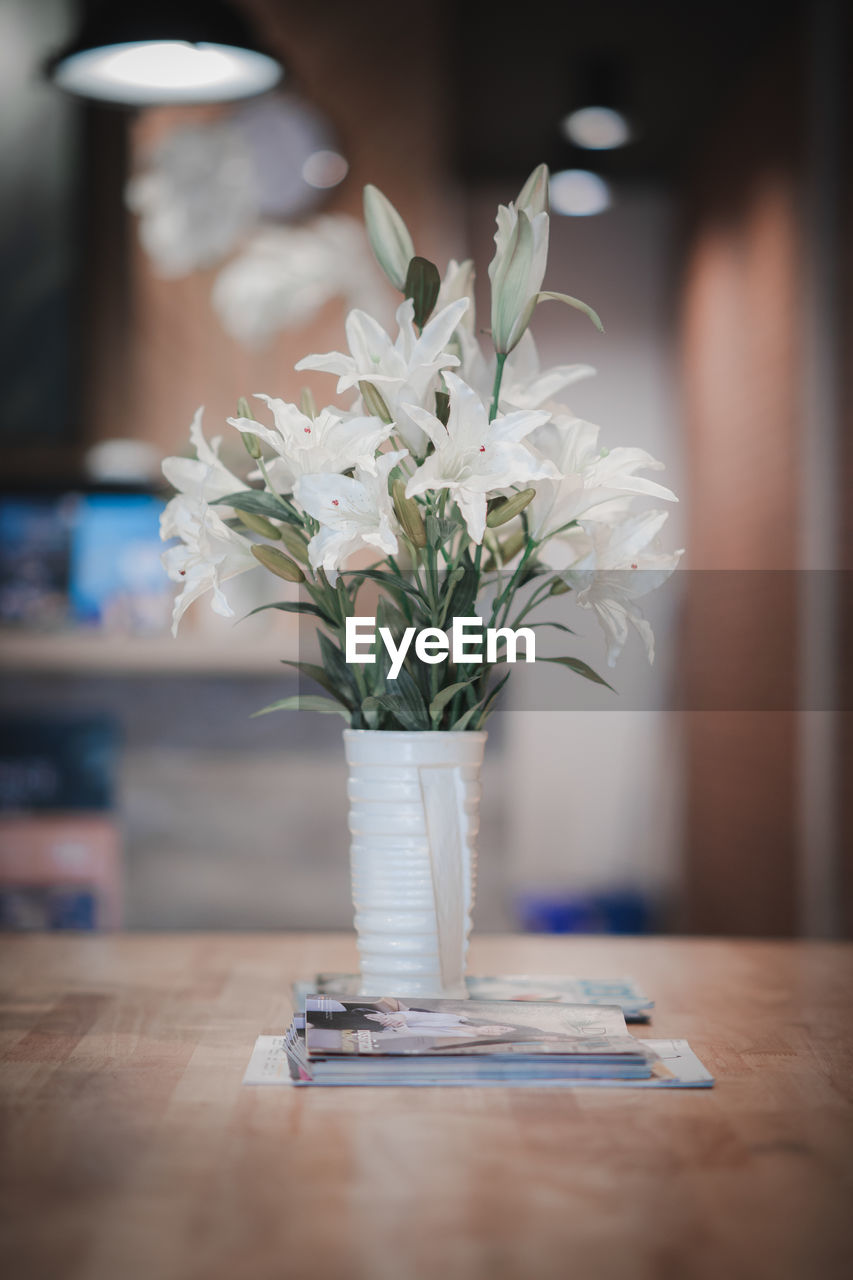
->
<box><xmin>242</xmin><ymin>975</ymin><xmax>714</xmax><ymax>1088</ymax></box>
<box><xmin>286</xmin><ymin>996</ymin><xmax>660</xmax><ymax>1086</ymax></box>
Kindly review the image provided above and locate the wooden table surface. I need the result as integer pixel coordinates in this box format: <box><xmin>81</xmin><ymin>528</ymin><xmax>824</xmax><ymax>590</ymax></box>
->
<box><xmin>1</xmin><ymin>933</ymin><xmax>852</xmax><ymax>1280</ymax></box>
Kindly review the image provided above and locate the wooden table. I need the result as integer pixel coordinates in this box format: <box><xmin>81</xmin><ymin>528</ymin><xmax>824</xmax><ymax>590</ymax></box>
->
<box><xmin>1</xmin><ymin>934</ymin><xmax>852</xmax><ymax>1280</ymax></box>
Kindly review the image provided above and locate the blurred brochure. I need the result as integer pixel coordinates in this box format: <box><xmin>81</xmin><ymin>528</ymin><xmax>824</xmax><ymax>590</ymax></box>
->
<box><xmin>293</xmin><ymin>974</ymin><xmax>654</xmax><ymax>1022</ymax></box>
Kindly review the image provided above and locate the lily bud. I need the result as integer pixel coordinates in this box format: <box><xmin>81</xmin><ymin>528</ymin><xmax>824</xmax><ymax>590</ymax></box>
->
<box><xmin>363</xmin><ymin>184</ymin><xmax>415</xmax><ymax>292</ymax></box>
<box><xmin>489</xmin><ymin>161</ymin><xmax>551</xmax><ymax>356</ymax></box>
<box><xmin>300</xmin><ymin>387</ymin><xmax>317</xmax><ymax>418</ymax></box>
<box><xmin>279</xmin><ymin>525</ymin><xmax>311</xmax><ymax>565</ymax></box>
<box><xmin>358</xmin><ymin>380</ymin><xmax>394</xmax><ymax>424</ymax></box>
<box><xmin>236</xmin><ymin>397</ymin><xmax>262</xmax><ymax>458</ymax></box>
<box><xmin>240</xmin><ymin>513</ymin><xmax>282</xmax><ymax>541</ymax></box>
<box><xmin>251</xmin><ymin>544</ymin><xmax>305</xmax><ymax>583</ymax></box>
<box><xmin>486</xmin><ymin>488</ymin><xmax>536</xmax><ymax>528</ymax></box>
<box><xmin>392</xmin><ymin>479</ymin><xmax>427</xmax><ymax>548</ymax></box>
<box><xmin>490</xmin><ymin>210</ymin><xmax>534</xmax><ymax>354</ymax></box>
<box><xmin>549</xmin><ymin>576</ymin><xmax>571</xmax><ymax>596</ymax></box>
<box><xmin>498</xmin><ymin>528</ymin><xmax>527</xmax><ymax>562</ymax></box>
<box><xmin>516</xmin><ymin>163</ymin><xmax>550</xmax><ymax>216</ymax></box>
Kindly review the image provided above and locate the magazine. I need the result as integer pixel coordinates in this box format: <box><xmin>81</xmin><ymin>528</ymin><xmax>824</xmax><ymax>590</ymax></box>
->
<box><xmin>244</xmin><ymin>1028</ymin><xmax>714</xmax><ymax>1089</ymax></box>
<box><xmin>294</xmin><ymin>974</ymin><xmax>654</xmax><ymax>1021</ymax></box>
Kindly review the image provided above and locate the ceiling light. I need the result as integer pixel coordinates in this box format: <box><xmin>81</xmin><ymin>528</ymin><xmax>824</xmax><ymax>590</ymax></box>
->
<box><xmin>301</xmin><ymin>150</ymin><xmax>349</xmax><ymax>190</ymax></box>
<box><xmin>561</xmin><ymin>106</ymin><xmax>631</xmax><ymax>151</ymax></box>
<box><xmin>549</xmin><ymin>169</ymin><xmax>612</xmax><ymax>217</ymax></box>
<box><xmin>48</xmin><ymin>1</ymin><xmax>282</xmax><ymax>106</ymax></box>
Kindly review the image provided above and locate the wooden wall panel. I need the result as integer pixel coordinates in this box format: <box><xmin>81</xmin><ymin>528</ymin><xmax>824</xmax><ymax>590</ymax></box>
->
<box><xmin>680</xmin><ymin>40</ymin><xmax>804</xmax><ymax>935</ymax></box>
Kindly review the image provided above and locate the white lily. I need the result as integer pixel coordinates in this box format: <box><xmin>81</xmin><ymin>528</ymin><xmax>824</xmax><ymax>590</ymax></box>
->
<box><xmin>500</xmin><ymin>331</ymin><xmax>595</xmax><ymax>410</ymax></box>
<box><xmin>559</xmin><ymin>511</ymin><xmax>684</xmax><ymax>665</ymax></box>
<box><xmin>161</xmin><ymin>406</ymin><xmax>246</xmax><ymax>506</ymax></box>
<box><xmin>528</xmin><ymin>406</ymin><xmax>678</xmax><ymax>541</ymax></box>
<box><xmin>294</xmin><ymin>450</ymin><xmax>407</xmax><ymax>579</ymax></box>
<box><xmin>403</xmin><ymin>372</ymin><xmax>556</xmax><ymax>543</ymax></box>
<box><xmin>227</xmin><ymin>397</ymin><xmax>393</xmax><ymax>490</ymax></box>
<box><xmin>489</xmin><ymin>165</ymin><xmax>550</xmax><ymax>355</ymax></box>
<box><xmin>160</xmin><ymin>495</ymin><xmax>257</xmax><ymax>636</ymax></box>
<box><xmin>295</xmin><ymin>297</ymin><xmax>469</xmax><ymax>454</ymax></box>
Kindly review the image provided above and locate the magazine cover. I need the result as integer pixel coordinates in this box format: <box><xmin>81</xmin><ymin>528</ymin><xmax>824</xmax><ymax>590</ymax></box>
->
<box><xmin>304</xmin><ymin>997</ymin><xmax>647</xmax><ymax>1058</ymax></box>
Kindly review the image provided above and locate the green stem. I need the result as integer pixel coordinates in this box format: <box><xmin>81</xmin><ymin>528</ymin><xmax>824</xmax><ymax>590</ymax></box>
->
<box><xmin>509</xmin><ymin>579</ymin><xmax>553</xmax><ymax>629</ymax></box>
<box><xmin>489</xmin><ymin>540</ymin><xmax>536</xmax><ymax>629</ymax></box>
<box><xmin>256</xmin><ymin>456</ymin><xmax>277</xmax><ymax>496</ymax></box>
<box><xmin>489</xmin><ymin>352</ymin><xmax>507</xmax><ymax>421</ymax></box>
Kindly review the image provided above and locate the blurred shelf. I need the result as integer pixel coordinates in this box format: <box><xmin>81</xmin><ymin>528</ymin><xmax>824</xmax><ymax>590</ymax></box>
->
<box><xmin>0</xmin><ymin>628</ymin><xmax>300</xmax><ymax>676</ymax></box>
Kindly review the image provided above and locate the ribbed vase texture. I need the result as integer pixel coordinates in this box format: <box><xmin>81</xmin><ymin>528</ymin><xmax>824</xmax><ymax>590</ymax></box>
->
<box><xmin>344</xmin><ymin>729</ymin><xmax>487</xmax><ymax>999</ymax></box>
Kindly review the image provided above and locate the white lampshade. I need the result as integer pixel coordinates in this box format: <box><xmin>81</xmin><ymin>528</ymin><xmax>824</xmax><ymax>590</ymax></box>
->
<box><xmin>48</xmin><ymin>1</ymin><xmax>283</xmax><ymax>106</ymax></box>
<box><xmin>53</xmin><ymin>41</ymin><xmax>281</xmax><ymax>106</ymax></box>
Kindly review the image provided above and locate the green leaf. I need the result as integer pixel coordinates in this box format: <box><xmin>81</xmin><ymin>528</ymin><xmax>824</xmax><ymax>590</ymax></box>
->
<box><xmin>393</xmin><ymin>666</ymin><xmax>430</xmax><ymax>728</ymax></box>
<box><xmin>451</xmin><ymin>697</ymin><xmax>488</xmax><ymax>731</ymax></box>
<box><xmin>479</xmin><ymin>670</ymin><xmax>511</xmax><ymax>722</ymax></box>
<box><xmin>280</xmin><ymin>660</ymin><xmax>354</xmax><ymax>710</ymax></box>
<box><xmin>540</xmin><ymin>656</ymin><xmax>614</xmax><ymax>690</ymax></box>
<box><xmin>444</xmin><ymin>561</ymin><xmax>479</xmax><ymax>622</ymax></box>
<box><xmin>526</xmin><ymin>620</ymin><xmax>576</xmax><ymax>635</ymax></box>
<box><xmin>345</xmin><ymin>567</ymin><xmax>426</xmax><ymax>603</ymax></box>
<box><xmin>318</xmin><ymin>630</ymin><xmax>362</xmax><ymax>706</ymax></box>
<box><xmin>367</xmin><ymin>665</ymin><xmax>431</xmax><ymax>731</ymax></box>
<box><xmin>251</xmin><ymin>696</ymin><xmax>350</xmax><ymax>720</ymax></box>
<box><xmin>241</xmin><ymin>600</ymin><xmax>338</xmax><ymax>627</ymax></box>
<box><xmin>536</xmin><ymin>291</ymin><xmax>605</xmax><ymax>334</ymax></box>
<box><xmin>429</xmin><ymin>679</ymin><xmax>477</xmax><ymax>725</ymax></box>
<box><xmin>435</xmin><ymin>389</ymin><xmax>450</xmax><ymax>426</ymax></box>
<box><xmin>373</xmin><ymin>596</ymin><xmax>411</xmax><ymax>676</ymax></box>
<box><xmin>363</xmin><ymin>691</ymin><xmax>424</xmax><ymax>732</ymax></box>
<box><xmin>212</xmin><ymin>490</ymin><xmax>298</xmax><ymax>523</ymax></box>
<box><xmin>404</xmin><ymin>255</ymin><xmax>441</xmax><ymax>328</ymax></box>
<box><xmin>360</xmin><ymin>696</ymin><xmax>382</xmax><ymax>729</ymax></box>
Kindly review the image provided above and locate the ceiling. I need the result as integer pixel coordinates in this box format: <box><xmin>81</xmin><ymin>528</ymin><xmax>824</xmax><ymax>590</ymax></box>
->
<box><xmin>449</xmin><ymin>0</ymin><xmax>807</xmax><ymax>183</ymax></box>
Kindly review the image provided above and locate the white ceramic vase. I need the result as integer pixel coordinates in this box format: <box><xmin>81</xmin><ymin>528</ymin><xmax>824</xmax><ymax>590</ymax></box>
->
<box><xmin>343</xmin><ymin>729</ymin><xmax>487</xmax><ymax>999</ymax></box>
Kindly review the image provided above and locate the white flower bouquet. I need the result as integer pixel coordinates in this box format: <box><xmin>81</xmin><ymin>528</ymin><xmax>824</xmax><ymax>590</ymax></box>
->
<box><xmin>161</xmin><ymin>164</ymin><xmax>681</xmax><ymax>730</ymax></box>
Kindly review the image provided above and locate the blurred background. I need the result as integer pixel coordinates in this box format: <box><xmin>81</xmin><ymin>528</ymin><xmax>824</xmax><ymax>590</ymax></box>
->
<box><xmin>0</xmin><ymin>0</ymin><xmax>850</xmax><ymax>939</ymax></box>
